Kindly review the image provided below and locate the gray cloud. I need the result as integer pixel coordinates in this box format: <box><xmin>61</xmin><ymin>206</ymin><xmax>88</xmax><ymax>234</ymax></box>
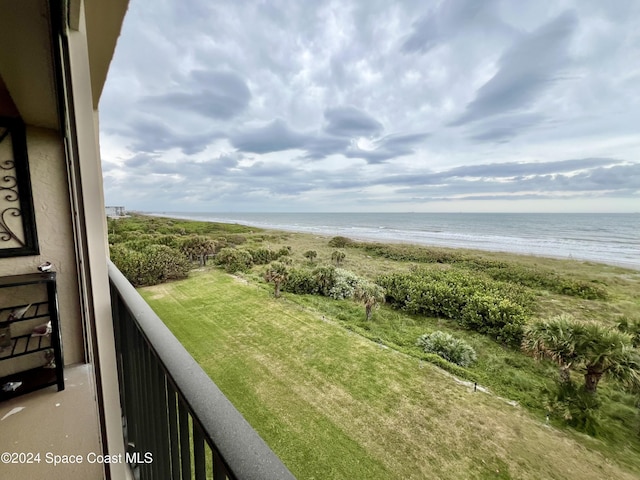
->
<box><xmin>394</xmin><ymin>163</ymin><xmax>640</xmax><ymax>199</ymax></box>
<box><xmin>230</xmin><ymin>119</ymin><xmax>310</xmax><ymax>154</ymax></box>
<box><xmin>345</xmin><ymin>132</ymin><xmax>430</xmax><ymax>164</ymax></box>
<box><xmin>375</xmin><ymin>158</ymin><xmax>624</xmax><ymax>187</ymax></box>
<box><xmin>578</xmin><ymin>162</ymin><xmax>640</xmax><ymax>189</ymax></box>
<box><xmin>119</xmin><ymin>151</ymin><xmax>239</xmax><ymax>179</ymax></box>
<box><xmin>402</xmin><ymin>0</ymin><xmax>502</xmax><ymax>54</ymax></box>
<box><xmin>303</xmin><ymin>135</ymin><xmax>352</xmax><ymax>160</ymax></box>
<box><xmin>323</xmin><ymin>106</ymin><xmax>384</xmax><ymax>137</ymax></box>
<box><xmin>101</xmin><ymin>160</ymin><xmax>120</xmax><ymax>172</ymax></box>
<box><xmin>452</xmin><ymin>11</ymin><xmax>578</xmax><ymax>126</ymax></box>
<box><xmin>229</xmin><ymin>118</ymin><xmax>427</xmax><ymax>163</ymax></box>
<box><xmin>239</xmin><ymin>161</ymin><xmax>293</xmax><ymax>178</ymax></box>
<box><xmin>467</xmin><ymin>113</ymin><xmax>545</xmax><ymax>143</ymax></box>
<box><xmin>125</xmin><ymin>153</ymin><xmax>157</xmax><ymax>168</ymax></box>
<box><xmin>109</xmin><ymin>118</ymin><xmax>220</xmax><ymax>155</ymax></box>
<box><xmin>142</xmin><ymin>70</ymin><xmax>251</xmax><ymax>120</ymax></box>
<box><xmin>444</xmin><ymin>157</ymin><xmax>619</xmax><ymax>178</ymax></box>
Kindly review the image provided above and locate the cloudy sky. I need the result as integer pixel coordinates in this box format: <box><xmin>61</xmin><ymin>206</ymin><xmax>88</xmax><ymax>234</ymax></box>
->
<box><xmin>100</xmin><ymin>0</ymin><xmax>640</xmax><ymax>212</ymax></box>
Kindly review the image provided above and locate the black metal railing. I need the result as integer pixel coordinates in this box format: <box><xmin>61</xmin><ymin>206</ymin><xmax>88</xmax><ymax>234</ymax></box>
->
<box><xmin>108</xmin><ymin>261</ymin><xmax>296</xmax><ymax>480</ymax></box>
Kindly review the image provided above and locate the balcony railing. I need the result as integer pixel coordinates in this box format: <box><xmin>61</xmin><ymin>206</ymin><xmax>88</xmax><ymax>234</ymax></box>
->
<box><xmin>108</xmin><ymin>261</ymin><xmax>296</xmax><ymax>480</ymax></box>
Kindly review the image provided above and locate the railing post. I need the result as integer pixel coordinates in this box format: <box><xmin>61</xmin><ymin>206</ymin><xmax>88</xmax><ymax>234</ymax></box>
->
<box><xmin>178</xmin><ymin>401</ymin><xmax>191</xmax><ymax>480</ymax></box>
<box><xmin>193</xmin><ymin>422</ymin><xmax>206</xmax><ymax>479</ymax></box>
<box><xmin>167</xmin><ymin>382</ymin><xmax>181</xmax><ymax>479</ymax></box>
<box><xmin>155</xmin><ymin>362</ymin><xmax>171</xmax><ymax>478</ymax></box>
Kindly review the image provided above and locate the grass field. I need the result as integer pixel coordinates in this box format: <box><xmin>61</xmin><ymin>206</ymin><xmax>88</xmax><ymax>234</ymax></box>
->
<box><xmin>140</xmin><ymin>267</ymin><xmax>640</xmax><ymax>480</ymax></box>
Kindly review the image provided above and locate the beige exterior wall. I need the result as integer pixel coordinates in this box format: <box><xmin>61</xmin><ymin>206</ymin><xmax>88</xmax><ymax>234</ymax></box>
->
<box><xmin>0</xmin><ymin>127</ymin><xmax>83</xmax><ymax>376</ymax></box>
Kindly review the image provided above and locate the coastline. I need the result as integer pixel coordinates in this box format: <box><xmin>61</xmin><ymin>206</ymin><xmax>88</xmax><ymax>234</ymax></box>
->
<box><xmin>148</xmin><ymin>212</ymin><xmax>640</xmax><ymax>272</ymax></box>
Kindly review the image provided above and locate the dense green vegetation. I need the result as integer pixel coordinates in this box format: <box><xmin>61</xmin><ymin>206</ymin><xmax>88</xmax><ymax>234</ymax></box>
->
<box><xmin>379</xmin><ymin>268</ymin><xmax>530</xmax><ymax>346</ymax></box>
<box><xmin>110</xmin><ymin>214</ymin><xmax>640</xmax><ymax>478</ymax></box>
<box><xmin>109</xmin><ymin>243</ymin><xmax>191</xmax><ymax>286</ymax></box>
<box><xmin>108</xmin><ymin>215</ymin><xmax>256</xmax><ymax>285</ymax></box>
<box><xmin>351</xmin><ymin>242</ymin><xmax>609</xmax><ymax>300</ymax></box>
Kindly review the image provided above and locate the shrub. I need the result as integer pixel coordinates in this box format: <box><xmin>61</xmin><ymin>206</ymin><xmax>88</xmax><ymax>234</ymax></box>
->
<box><xmin>460</xmin><ymin>295</ymin><xmax>526</xmax><ymax>346</ymax></box>
<box><xmin>420</xmin><ymin>353</ymin><xmax>478</xmax><ymax>380</ymax></box>
<box><xmin>248</xmin><ymin>248</ymin><xmax>279</xmax><ymax>265</ymax></box>
<box><xmin>283</xmin><ymin>266</ymin><xmax>374</xmax><ymax>308</ymax></box>
<box><xmin>278</xmin><ymin>256</ymin><xmax>293</xmax><ymax>265</ymax></box>
<box><xmin>556</xmin><ymin>280</ymin><xmax>607</xmax><ymax>300</ymax></box>
<box><xmin>417</xmin><ymin>331</ymin><xmax>477</xmax><ymax>367</ymax></box>
<box><xmin>283</xmin><ymin>268</ymin><xmax>318</xmax><ymax>294</ymax></box>
<box><xmin>352</xmin><ymin>241</ymin><xmax>608</xmax><ymax>300</ymax></box>
<box><xmin>214</xmin><ymin>237</ymin><xmax>228</xmax><ymax>252</ymax></box>
<box><xmin>311</xmin><ymin>265</ymin><xmax>337</xmax><ymax>296</ymax></box>
<box><xmin>215</xmin><ymin>248</ymin><xmax>254</xmax><ymax>273</ymax></box>
<box><xmin>378</xmin><ymin>269</ymin><xmax>530</xmax><ymax>345</ymax></box>
<box><xmin>352</xmin><ymin>242</ymin><xmax>464</xmax><ymax>264</ymax></box>
<box><xmin>156</xmin><ymin>234</ymin><xmax>181</xmax><ymax>249</ymax></box>
<box><xmin>121</xmin><ymin>233</ymin><xmax>162</xmax><ymax>251</ymax></box>
<box><xmin>328</xmin><ymin>236</ymin><xmax>353</xmax><ymax>248</ymax></box>
<box><xmin>179</xmin><ymin>235</ymin><xmax>216</xmax><ymax>259</ymax></box>
<box><xmin>110</xmin><ymin>244</ymin><xmax>146</xmax><ymax>285</ymax></box>
<box><xmin>480</xmin><ymin>264</ymin><xmax>608</xmax><ymax>300</ymax></box>
<box><xmin>110</xmin><ymin>244</ymin><xmax>190</xmax><ymax>287</ymax></box>
<box><xmin>225</xmin><ymin>234</ymin><xmax>247</xmax><ymax>246</ymax></box>
<box><xmin>108</xmin><ymin>233</ymin><xmax>123</xmax><ymax>245</ymax></box>
<box><xmin>144</xmin><ymin>245</ymin><xmax>192</xmax><ymax>281</ymax></box>
<box><xmin>328</xmin><ymin>269</ymin><xmax>362</xmax><ymax>300</ymax></box>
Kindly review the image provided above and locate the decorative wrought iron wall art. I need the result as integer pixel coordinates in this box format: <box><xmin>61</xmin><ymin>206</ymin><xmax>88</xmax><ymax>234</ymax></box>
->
<box><xmin>0</xmin><ymin>117</ymin><xmax>39</xmax><ymax>257</ymax></box>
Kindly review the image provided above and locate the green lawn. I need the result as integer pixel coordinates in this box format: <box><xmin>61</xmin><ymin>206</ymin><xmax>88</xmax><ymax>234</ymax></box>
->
<box><xmin>140</xmin><ymin>269</ymin><xmax>639</xmax><ymax>480</ymax></box>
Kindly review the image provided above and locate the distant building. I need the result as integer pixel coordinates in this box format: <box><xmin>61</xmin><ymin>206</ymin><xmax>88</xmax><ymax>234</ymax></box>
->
<box><xmin>105</xmin><ymin>206</ymin><xmax>125</xmax><ymax>217</ymax></box>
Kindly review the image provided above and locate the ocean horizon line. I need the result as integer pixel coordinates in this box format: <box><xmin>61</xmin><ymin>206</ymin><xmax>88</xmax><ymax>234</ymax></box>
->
<box><xmin>144</xmin><ymin>211</ymin><xmax>638</xmax><ymax>215</ymax></box>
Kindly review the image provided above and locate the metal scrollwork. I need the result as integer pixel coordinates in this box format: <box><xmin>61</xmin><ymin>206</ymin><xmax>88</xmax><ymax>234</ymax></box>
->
<box><xmin>0</xmin><ymin>146</ymin><xmax>25</xmax><ymax>245</ymax></box>
<box><xmin>0</xmin><ymin>118</ymin><xmax>39</xmax><ymax>256</ymax></box>
<box><xmin>1</xmin><ymin>160</ymin><xmax>19</xmax><ymax>201</ymax></box>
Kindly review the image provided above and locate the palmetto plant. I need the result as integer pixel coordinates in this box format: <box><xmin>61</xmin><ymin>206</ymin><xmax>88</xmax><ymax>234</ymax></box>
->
<box><xmin>522</xmin><ymin>314</ymin><xmax>578</xmax><ymax>384</ymax></box>
<box><xmin>523</xmin><ymin>314</ymin><xmax>640</xmax><ymax>394</ymax></box>
<box><xmin>303</xmin><ymin>250</ymin><xmax>318</xmax><ymax>263</ymax></box>
<box><xmin>354</xmin><ymin>282</ymin><xmax>385</xmax><ymax>321</ymax></box>
<box><xmin>264</xmin><ymin>261</ymin><xmax>289</xmax><ymax>298</ymax></box>
<box><xmin>331</xmin><ymin>250</ymin><xmax>346</xmax><ymax>266</ymax></box>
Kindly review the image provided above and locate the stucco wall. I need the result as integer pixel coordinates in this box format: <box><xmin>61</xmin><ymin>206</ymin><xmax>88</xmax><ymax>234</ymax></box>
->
<box><xmin>0</xmin><ymin>127</ymin><xmax>83</xmax><ymax>376</ymax></box>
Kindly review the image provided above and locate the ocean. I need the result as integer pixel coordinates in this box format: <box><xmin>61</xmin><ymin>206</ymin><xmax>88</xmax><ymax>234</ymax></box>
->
<box><xmin>151</xmin><ymin>212</ymin><xmax>640</xmax><ymax>270</ymax></box>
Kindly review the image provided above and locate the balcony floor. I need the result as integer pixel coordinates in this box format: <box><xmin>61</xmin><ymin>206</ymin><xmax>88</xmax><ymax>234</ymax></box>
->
<box><xmin>0</xmin><ymin>363</ymin><xmax>104</xmax><ymax>480</ymax></box>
